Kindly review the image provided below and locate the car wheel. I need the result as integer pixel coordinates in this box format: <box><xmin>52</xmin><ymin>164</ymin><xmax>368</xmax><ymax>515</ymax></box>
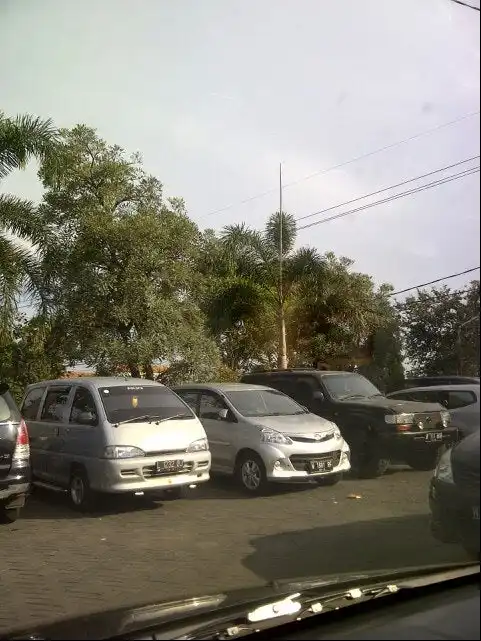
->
<box><xmin>354</xmin><ymin>435</ymin><xmax>390</xmax><ymax>478</ymax></box>
<box><xmin>0</xmin><ymin>506</ymin><xmax>21</xmax><ymax>524</ymax></box>
<box><xmin>407</xmin><ymin>447</ymin><xmax>444</xmax><ymax>471</ymax></box>
<box><xmin>316</xmin><ymin>473</ymin><xmax>343</xmax><ymax>486</ymax></box>
<box><xmin>235</xmin><ymin>452</ymin><xmax>269</xmax><ymax>495</ymax></box>
<box><xmin>69</xmin><ymin>469</ymin><xmax>94</xmax><ymax>511</ymax></box>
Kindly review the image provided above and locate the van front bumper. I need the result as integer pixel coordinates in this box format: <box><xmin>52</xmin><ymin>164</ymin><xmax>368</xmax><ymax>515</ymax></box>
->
<box><xmin>88</xmin><ymin>451</ymin><xmax>211</xmax><ymax>493</ymax></box>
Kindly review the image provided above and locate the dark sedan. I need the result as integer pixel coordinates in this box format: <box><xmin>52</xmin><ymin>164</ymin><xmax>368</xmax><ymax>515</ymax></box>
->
<box><xmin>429</xmin><ymin>429</ymin><xmax>479</xmax><ymax>559</ymax></box>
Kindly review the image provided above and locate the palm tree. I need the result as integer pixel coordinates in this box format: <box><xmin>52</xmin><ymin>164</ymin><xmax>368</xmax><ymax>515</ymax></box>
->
<box><xmin>0</xmin><ymin>112</ymin><xmax>58</xmax><ymax>330</ymax></box>
<box><xmin>220</xmin><ymin>211</ymin><xmax>324</xmax><ymax>369</ymax></box>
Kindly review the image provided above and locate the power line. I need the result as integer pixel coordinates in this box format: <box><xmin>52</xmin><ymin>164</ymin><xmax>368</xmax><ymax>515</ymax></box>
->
<box><xmin>297</xmin><ymin>166</ymin><xmax>480</xmax><ymax>231</ymax></box>
<box><xmin>201</xmin><ymin>109</ymin><xmax>480</xmax><ymax>218</ymax></box>
<box><xmin>295</xmin><ymin>155</ymin><xmax>480</xmax><ymax>223</ymax></box>
<box><xmin>448</xmin><ymin>0</ymin><xmax>480</xmax><ymax>11</ymax></box>
<box><xmin>389</xmin><ymin>267</ymin><xmax>480</xmax><ymax>296</ymax></box>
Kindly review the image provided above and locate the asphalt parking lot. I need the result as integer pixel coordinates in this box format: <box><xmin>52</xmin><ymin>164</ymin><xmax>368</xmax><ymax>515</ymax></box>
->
<box><xmin>0</xmin><ymin>467</ymin><xmax>469</xmax><ymax>635</ymax></box>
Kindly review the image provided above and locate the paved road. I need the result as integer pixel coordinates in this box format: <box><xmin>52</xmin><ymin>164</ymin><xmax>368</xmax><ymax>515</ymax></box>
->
<box><xmin>0</xmin><ymin>467</ymin><xmax>468</xmax><ymax>635</ymax></box>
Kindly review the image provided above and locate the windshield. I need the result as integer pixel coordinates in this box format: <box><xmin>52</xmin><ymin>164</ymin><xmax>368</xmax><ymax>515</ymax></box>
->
<box><xmin>99</xmin><ymin>385</ymin><xmax>194</xmax><ymax>424</ymax></box>
<box><xmin>225</xmin><ymin>388</ymin><xmax>307</xmax><ymax>417</ymax></box>
<box><xmin>0</xmin><ymin>386</ymin><xmax>21</xmax><ymax>423</ymax></box>
<box><xmin>322</xmin><ymin>374</ymin><xmax>383</xmax><ymax>400</ymax></box>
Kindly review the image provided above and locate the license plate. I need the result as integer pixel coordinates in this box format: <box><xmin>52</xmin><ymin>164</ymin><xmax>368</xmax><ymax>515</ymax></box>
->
<box><xmin>425</xmin><ymin>432</ymin><xmax>443</xmax><ymax>442</ymax></box>
<box><xmin>309</xmin><ymin>459</ymin><xmax>333</xmax><ymax>472</ymax></box>
<box><xmin>155</xmin><ymin>459</ymin><xmax>184</xmax><ymax>473</ymax></box>
<box><xmin>473</xmin><ymin>506</ymin><xmax>480</xmax><ymax>521</ymax></box>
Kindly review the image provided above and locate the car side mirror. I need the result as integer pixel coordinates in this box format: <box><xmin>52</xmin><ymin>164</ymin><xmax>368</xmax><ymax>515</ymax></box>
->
<box><xmin>218</xmin><ymin>408</ymin><xmax>229</xmax><ymax>420</ymax></box>
<box><xmin>78</xmin><ymin>411</ymin><xmax>97</xmax><ymax>426</ymax></box>
<box><xmin>312</xmin><ymin>391</ymin><xmax>325</xmax><ymax>402</ymax></box>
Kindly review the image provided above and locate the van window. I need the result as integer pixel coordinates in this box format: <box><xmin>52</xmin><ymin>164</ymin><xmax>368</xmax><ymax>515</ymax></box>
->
<box><xmin>69</xmin><ymin>388</ymin><xmax>99</xmax><ymax>425</ymax></box>
<box><xmin>21</xmin><ymin>387</ymin><xmax>45</xmax><ymax>420</ymax></box>
<box><xmin>41</xmin><ymin>387</ymin><xmax>71</xmax><ymax>422</ymax></box>
<box><xmin>99</xmin><ymin>385</ymin><xmax>194</xmax><ymax>424</ymax></box>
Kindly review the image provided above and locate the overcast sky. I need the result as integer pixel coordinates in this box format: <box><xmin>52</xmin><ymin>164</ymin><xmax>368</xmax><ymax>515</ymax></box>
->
<box><xmin>1</xmin><ymin>0</ymin><xmax>480</xmax><ymax>298</ymax></box>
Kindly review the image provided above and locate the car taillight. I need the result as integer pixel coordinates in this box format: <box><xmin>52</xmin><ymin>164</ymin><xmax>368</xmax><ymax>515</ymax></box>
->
<box><xmin>396</xmin><ymin>424</ymin><xmax>412</xmax><ymax>432</ymax></box>
<box><xmin>13</xmin><ymin>419</ymin><xmax>30</xmax><ymax>461</ymax></box>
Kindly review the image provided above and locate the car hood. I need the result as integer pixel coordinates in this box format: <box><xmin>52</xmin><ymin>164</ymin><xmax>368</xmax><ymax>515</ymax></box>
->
<box><xmin>251</xmin><ymin>412</ymin><xmax>335</xmax><ymax>434</ymax></box>
<box><xmin>342</xmin><ymin>397</ymin><xmax>445</xmax><ymax>414</ymax></box>
<box><xmin>6</xmin><ymin>563</ymin><xmax>477</xmax><ymax>640</ymax></box>
<box><xmin>111</xmin><ymin>418</ymin><xmax>205</xmax><ymax>453</ymax></box>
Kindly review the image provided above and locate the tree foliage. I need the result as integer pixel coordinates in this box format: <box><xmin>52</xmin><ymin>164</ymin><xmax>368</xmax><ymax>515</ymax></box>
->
<box><xmin>36</xmin><ymin>125</ymin><xmax>220</xmax><ymax>381</ymax></box>
<box><xmin>397</xmin><ymin>281</ymin><xmax>480</xmax><ymax>377</ymax></box>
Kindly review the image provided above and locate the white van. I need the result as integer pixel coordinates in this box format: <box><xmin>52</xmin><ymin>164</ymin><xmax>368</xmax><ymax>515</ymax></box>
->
<box><xmin>21</xmin><ymin>377</ymin><xmax>211</xmax><ymax>510</ymax></box>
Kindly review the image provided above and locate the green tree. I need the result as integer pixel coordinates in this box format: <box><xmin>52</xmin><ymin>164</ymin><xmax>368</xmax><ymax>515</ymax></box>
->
<box><xmin>291</xmin><ymin>254</ymin><xmax>399</xmax><ymax>374</ymax></box>
<box><xmin>0</xmin><ymin>314</ymin><xmax>66</xmax><ymax>403</ymax></box>
<box><xmin>37</xmin><ymin>125</ymin><xmax>219</xmax><ymax>382</ymax></box>
<box><xmin>217</xmin><ymin>212</ymin><xmax>324</xmax><ymax>369</ymax></box>
<box><xmin>0</xmin><ymin>112</ymin><xmax>58</xmax><ymax>330</ymax></box>
<box><xmin>397</xmin><ymin>280</ymin><xmax>480</xmax><ymax>377</ymax></box>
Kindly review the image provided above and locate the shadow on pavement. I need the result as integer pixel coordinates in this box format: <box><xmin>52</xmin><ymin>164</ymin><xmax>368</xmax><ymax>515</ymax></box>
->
<box><xmin>242</xmin><ymin>513</ymin><xmax>470</xmax><ymax>582</ymax></box>
<box><xmin>22</xmin><ymin>488</ymin><xmax>162</xmax><ymax>520</ymax></box>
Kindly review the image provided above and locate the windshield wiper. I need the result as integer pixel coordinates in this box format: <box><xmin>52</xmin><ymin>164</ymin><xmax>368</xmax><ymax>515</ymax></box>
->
<box><xmin>173</xmin><ymin>562</ymin><xmax>479</xmax><ymax>640</ymax></box>
<box><xmin>113</xmin><ymin>413</ymin><xmax>192</xmax><ymax>427</ymax></box>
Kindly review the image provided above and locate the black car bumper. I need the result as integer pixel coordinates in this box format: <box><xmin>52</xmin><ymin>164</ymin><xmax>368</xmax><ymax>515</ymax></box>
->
<box><xmin>382</xmin><ymin>427</ymin><xmax>459</xmax><ymax>459</ymax></box>
<box><xmin>429</xmin><ymin>477</ymin><xmax>480</xmax><ymax>557</ymax></box>
<box><xmin>0</xmin><ymin>467</ymin><xmax>30</xmax><ymax>509</ymax></box>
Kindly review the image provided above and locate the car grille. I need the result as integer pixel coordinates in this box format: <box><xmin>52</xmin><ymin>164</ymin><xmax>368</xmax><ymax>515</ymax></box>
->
<box><xmin>286</xmin><ymin>430</ymin><xmax>335</xmax><ymax>443</ymax></box>
<box><xmin>412</xmin><ymin>412</ymin><xmax>444</xmax><ymax>431</ymax></box>
<box><xmin>290</xmin><ymin>450</ymin><xmax>341</xmax><ymax>472</ymax></box>
<box><xmin>144</xmin><ymin>448</ymin><xmax>187</xmax><ymax>457</ymax></box>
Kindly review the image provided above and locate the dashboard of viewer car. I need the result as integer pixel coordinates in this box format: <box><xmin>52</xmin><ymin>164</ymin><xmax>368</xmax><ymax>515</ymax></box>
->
<box><xmin>250</xmin><ymin>572</ymin><xmax>480</xmax><ymax>641</ymax></box>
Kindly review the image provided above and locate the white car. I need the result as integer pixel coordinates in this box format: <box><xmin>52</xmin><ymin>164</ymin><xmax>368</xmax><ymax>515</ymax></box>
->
<box><xmin>173</xmin><ymin>383</ymin><xmax>351</xmax><ymax>494</ymax></box>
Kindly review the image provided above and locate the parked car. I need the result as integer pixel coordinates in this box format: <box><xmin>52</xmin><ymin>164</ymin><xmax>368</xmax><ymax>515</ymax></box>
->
<box><xmin>0</xmin><ymin>383</ymin><xmax>30</xmax><ymax>523</ymax></box>
<box><xmin>173</xmin><ymin>382</ymin><xmax>351</xmax><ymax>494</ymax></box>
<box><xmin>387</xmin><ymin>385</ymin><xmax>480</xmax><ymax>440</ymax></box>
<box><xmin>401</xmin><ymin>375</ymin><xmax>479</xmax><ymax>390</ymax></box>
<box><xmin>240</xmin><ymin>369</ymin><xmax>458</xmax><ymax>477</ymax></box>
<box><xmin>21</xmin><ymin>377</ymin><xmax>211</xmax><ymax>510</ymax></box>
<box><xmin>429</xmin><ymin>429</ymin><xmax>479</xmax><ymax>560</ymax></box>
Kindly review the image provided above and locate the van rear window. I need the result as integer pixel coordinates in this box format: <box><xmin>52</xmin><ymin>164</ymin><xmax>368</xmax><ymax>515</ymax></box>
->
<box><xmin>99</xmin><ymin>385</ymin><xmax>193</xmax><ymax>424</ymax></box>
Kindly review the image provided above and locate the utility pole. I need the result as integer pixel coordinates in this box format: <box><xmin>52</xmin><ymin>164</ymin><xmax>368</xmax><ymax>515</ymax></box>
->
<box><xmin>278</xmin><ymin>163</ymin><xmax>287</xmax><ymax>369</ymax></box>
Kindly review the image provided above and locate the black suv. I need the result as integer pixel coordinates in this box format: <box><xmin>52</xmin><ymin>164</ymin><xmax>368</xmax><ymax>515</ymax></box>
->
<box><xmin>0</xmin><ymin>383</ymin><xmax>30</xmax><ymax>523</ymax></box>
<box><xmin>240</xmin><ymin>369</ymin><xmax>459</xmax><ymax>477</ymax></box>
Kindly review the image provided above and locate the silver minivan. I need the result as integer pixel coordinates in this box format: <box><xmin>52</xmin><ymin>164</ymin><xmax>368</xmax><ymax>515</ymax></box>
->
<box><xmin>21</xmin><ymin>377</ymin><xmax>211</xmax><ymax>509</ymax></box>
<box><xmin>174</xmin><ymin>383</ymin><xmax>351</xmax><ymax>494</ymax></box>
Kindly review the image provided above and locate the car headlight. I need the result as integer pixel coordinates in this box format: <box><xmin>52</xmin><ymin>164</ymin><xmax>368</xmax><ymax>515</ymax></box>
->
<box><xmin>104</xmin><ymin>445</ymin><xmax>145</xmax><ymax>459</ymax></box>
<box><xmin>186</xmin><ymin>437</ymin><xmax>209</xmax><ymax>452</ymax></box>
<box><xmin>434</xmin><ymin>448</ymin><xmax>454</xmax><ymax>483</ymax></box>
<box><xmin>260</xmin><ymin>429</ymin><xmax>293</xmax><ymax>445</ymax></box>
<box><xmin>333</xmin><ymin>425</ymin><xmax>342</xmax><ymax>440</ymax></box>
<box><xmin>441</xmin><ymin>410</ymin><xmax>450</xmax><ymax>427</ymax></box>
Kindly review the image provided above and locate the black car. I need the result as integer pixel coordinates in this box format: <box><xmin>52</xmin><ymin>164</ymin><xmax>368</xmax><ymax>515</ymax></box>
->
<box><xmin>240</xmin><ymin>369</ymin><xmax>459</xmax><ymax>478</ymax></box>
<box><xmin>0</xmin><ymin>383</ymin><xmax>30</xmax><ymax>523</ymax></box>
<box><xmin>429</xmin><ymin>429</ymin><xmax>480</xmax><ymax>560</ymax></box>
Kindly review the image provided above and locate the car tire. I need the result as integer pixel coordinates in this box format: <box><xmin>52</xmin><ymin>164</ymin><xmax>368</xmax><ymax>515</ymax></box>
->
<box><xmin>316</xmin><ymin>473</ymin><xmax>343</xmax><ymax>486</ymax></box>
<box><xmin>407</xmin><ymin>447</ymin><xmax>444</xmax><ymax>471</ymax></box>
<box><xmin>0</xmin><ymin>505</ymin><xmax>21</xmax><ymax>524</ymax></box>
<box><xmin>235</xmin><ymin>452</ymin><xmax>269</xmax><ymax>495</ymax></box>
<box><xmin>68</xmin><ymin>468</ymin><xmax>94</xmax><ymax>511</ymax></box>
<box><xmin>354</xmin><ymin>435</ymin><xmax>390</xmax><ymax>479</ymax></box>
